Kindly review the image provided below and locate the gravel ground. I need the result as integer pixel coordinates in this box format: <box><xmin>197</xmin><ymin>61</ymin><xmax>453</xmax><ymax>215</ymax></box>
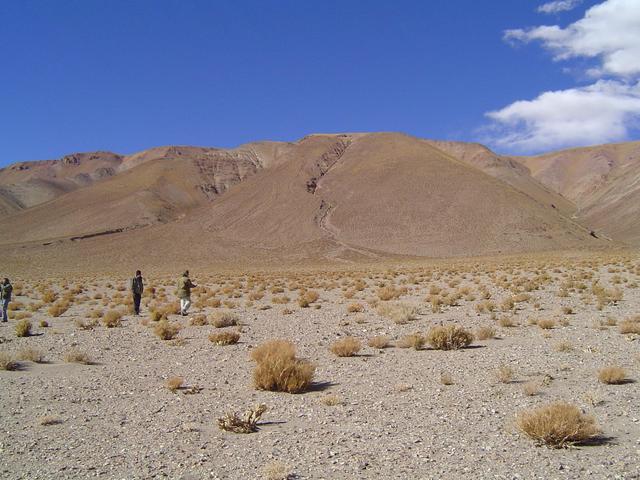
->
<box><xmin>1</xmin><ymin>258</ymin><xmax>639</xmax><ymax>479</ymax></box>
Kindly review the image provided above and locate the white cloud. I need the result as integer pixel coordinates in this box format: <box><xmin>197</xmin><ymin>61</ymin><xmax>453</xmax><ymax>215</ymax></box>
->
<box><xmin>485</xmin><ymin>80</ymin><xmax>640</xmax><ymax>152</ymax></box>
<box><xmin>485</xmin><ymin>0</ymin><xmax>640</xmax><ymax>153</ymax></box>
<box><xmin>537</xmin><ymin>0</ymin><xmax>582</xmax><ymax>14</ymax></box>
<box><xmin>506</xmin><ymin>0</ymin><xmax>640</xmax><ymax>77</ymax></box>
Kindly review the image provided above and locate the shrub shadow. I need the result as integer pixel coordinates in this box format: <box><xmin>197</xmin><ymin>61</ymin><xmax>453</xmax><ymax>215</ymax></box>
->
<box><xmin>307</xmin><ymin>381</ymin><xmax>337</xmax><ymax>392</ymax></box>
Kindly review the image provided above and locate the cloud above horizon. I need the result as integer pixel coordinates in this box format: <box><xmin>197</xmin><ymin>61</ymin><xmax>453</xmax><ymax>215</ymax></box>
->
<box><xmin>485</xmin><ymin>0</ymin><xmax>640</xmax><ymax>153</ymax></box>
<box><xmin>537</xmin><ymin>0</ymin><xmax>582</xmax><ymax>14</ymax></box>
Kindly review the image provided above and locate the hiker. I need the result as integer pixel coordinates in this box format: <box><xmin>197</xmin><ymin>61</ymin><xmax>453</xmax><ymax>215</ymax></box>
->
<box><xmin>177</xmin><ymin>270</ymin><xmax>196</xmax><ymax>316</ymax></box>
<box><xmin>1</xmin><ymin>278</ymin><xmax>13</xmax><ymax>322</ymax></box>
<box><xmin>131</xmin><ymin>270</ymin><xmax>144</xmax><ymax>315</ymax></box>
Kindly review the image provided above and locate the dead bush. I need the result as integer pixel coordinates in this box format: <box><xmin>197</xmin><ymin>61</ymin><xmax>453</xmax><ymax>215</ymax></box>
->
<box><xmin>218</xmin><ymin>404</ymin><xmax>266</xmax><ymax>433</ymax></box>
<box><xmin>427</xmin><ymin>324</ymin><xmax>473</xmax><ymax>350</ymax></box>
<box><xmin>516</xmin><ymin>402</ymin><xmax>601</xmax><ymax>448</ymax></box>
<box><xmin>154</xmin><ymin>320</ymin><xmax>181</xmax><ymax>340</ymax></box>
<box><xmin>440</xmin><ymin>373</ymin><xmax>454</xmax><ymax>385</ymax></box>
<box><xmin>330</xmin><ymin>337</ymin><xmax>361</xmax><ymax>357</ymax></box>
<box><xmin>496</xmin><ymin>365</ymin><xmax>514</xmax><ymax>383</ymax></box>
<box><xmin>367</xmin><ymin>335</ymin><xmax>390</xmax><ymax>349</ymax></box>
<box><xmin>102</xmin><ymin>310</ymin><xmax>122</xmax><ymax>328</ymax></box>
<box><xmin>64</xmin><ymin>349</ymin><xmax>91</xmax><ymax>364</ymax></box>
<box><xmin>619</xmin><ymin>317</ymin><xmax>640</xmax><ymax>334</ymax></box>
<box><xmin>262</xmin><ymin>461</ymin><xmax>292</xmax><ymax>480</ymax></box>
<box><xmin>377</xmin><ymin>286</ymin><xmax>401</xmax><ymax>301</ymax></box>
<box><xmin>213</xmin><ymin>311</ymin><xmax>239</xmax><ymax>328</ymax></box>
<box><xmin>396</xmin><ymin>332</ymin><xmax>426</xmax><ymax>350</ymax></box>
<box><xmin>498</xmin><ymin>316</ymin><xmax>516</xmax><ymax>328</ymax></box>
<box><xmin>189</xmin><ymin>314</ymin><xmax>208</xmax><ymax>326</ymax></box>
<box><xmin>377</xmin><ymin>302</ymin><xmax>419</xmax><ymax>324</ymax></box>
<box><xmin>0</xmin><ymin>352</ymin><xmax>18</xmax><ymax>371</ymax></box>
<box><xmin>523</xmin><ymin>381</ymin><xmax>540</xmax><ymax>396</ymax></box>
<box><xmin>47</xmin><ymin>300</ymin><xmax>69</xmax><ymax>318</ymax></box>
<box><xmin>538</xmin><ymin>319</ymin><xmax>556</xmax><ymax>330</ymax></box>
<box><xmin>598</xmin><ymin>366</ymin><xmax>627</xmax><ymax>384</ymax></box>
<box><xmin>17</xmin><ymin>347</ymin><xmax>45</xmax><ymax>363</ymax></box>
<box><xmin>15</xmin><ymin>319</ymin><xmax>32</xmax><ymax>337</ymax></box>
<box><xmin>346</xmin><ymin>303</ymin><xmax>364</xmax><ymax>313</ymax></box>
<box><xmin>475</xmin><ymin>325</ymin><xmax>496</xmax><ymax>340</ymax></box>
<box><xmin>321</xmin><ymin>395</ymin><xmax>343</xmax><ymax>406</ymax></box>
<box><xmin>167</xmin><ymin>376</ymin><xmax>184</xmax><ymax>392</ymax></box>
<box><xmin>251</xmin><ymin>340</ymin><xmax>315</xmax><ymax>394</ymax></box>
<box><xmin>209</xmin><ymin>331</ymin><xmax>240</xmax><ymax>345</ymax></box>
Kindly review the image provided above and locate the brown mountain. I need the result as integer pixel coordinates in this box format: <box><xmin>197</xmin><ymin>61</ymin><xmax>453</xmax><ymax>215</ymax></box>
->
<box><xmin>0</xmin><ymin>133</ymin><xmax>619</xmax><ymax>273</ymax></box>
<box><xmin>515</xmin><ymin>141</ymin><xmax>640</xmax><ymax>245</ymax></box>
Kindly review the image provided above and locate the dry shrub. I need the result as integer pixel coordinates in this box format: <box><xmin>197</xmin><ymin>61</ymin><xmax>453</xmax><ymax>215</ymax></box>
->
<box><xmin>396</xmin><ymin>332</ymin><xmax>426</xmax><ymax>350</ymax></box>
<box><xmin>346</xmin><ymin>303</ymin><xmax>364</xmax><ymax>313</ymax></box>
<box><xmin>102</xmin><ymin>310</ymin><xmax>122</xmax><ymax>328</ymax></box>
<box><xmin>39</xmin><ymin>320</ymin><xmax>49</xmax><ymax>328</ymax></box>
<box><xmin>75</xmin><ymin>318</ymin><xmax>98</xmax><ymax>330</ymax></box>
<box><xmin>166</xmin><ymin>376</ymin><xmax>184</xmax><ymax>392</ymax></box>
<box><xmin>0</xmin><ymin>352</ymin><xmax>18</xmax><ymax>371</ymax></box>
<box><xmin>209</xmin><ymin>331</ymin><xmax>240</xmax><ymax>345</ymax></box>
<box><xmin>440</xmin><ymin>373</ymin><xmax>454</xmax><ymax>385</ymax></box>
<box><xmin>554</xmin><ymin>341</ymin><xmax>573</xmax><ymax>352</ymax></box>
<box><xmin>189</xmin><ymin>314</ymin><xmax>208</xmax><ymax>326</ymax></box>
<box><xmin>64</xmin><ymin>349</ymin><xmax>91</xmax><ymax>364</ymax></box>
<box><xmin>39</xmin><ymin>416</ymin><xmax>62</xmax><ymax>426</ymax></box>
<box><xmin>218</xmin><ymin>404</ymin><xmax>266</xmax><ymax>433</ymax></box>
<box><xmin>251</xmin><ymin>340</ymin><xmax>315</xmax><ymax>393</ymax></box>
<box><xmin>330</xmin><ymin>337</ymin><xmax>361</xmax><ymax>357</ymax></box>
<box><xmin>516</xmin><ymin>402</ymin><xmax>601</xmax><ymax>448</ymax></box>
<box><xmin>298</xmin><ymin>290</ymin><xmax>319</xmax><ymax>308</ymax></box>
<box><xmin>498</xmin><ymin>316</ymin><xmax>516</xmax><ymax>328</ymax></box>
<box><xmin>213</xmin><ymin>311</ymin><xmax>239</xmax><ymax>328</ymax></box>
<box><xmin>321</xmin><ymin>395</ymin><xmax>343</xmax><ymax>406</ymax></box>
<box><xmin>619</xmin><ymin>317</ymin><xmax>640</xmax><ymax>334</ymax></box>
<box><xmin>41</xmin><ymin>291</ymin><xmax>57</xmax><ymax>303</ymax></box>
<box><xmin>598</xmin><ymin>366</ymin><xmax>627</xmax><ymax>384</ymax></box>
<box><xmin>17</xmin><ymin>347</ymin><xmax>44</xmax><ymax>363</ymax></box>
<box><xmin>538</xmin><ymin>319</ymin><xmax>556</xmax><ymax>330</ymax></box>
<box><xmin>523</xmin><ymin>381</ymin><xmax>540</xmax><ymax>396</ymax></box>
<box><xmin>149</xmin><ymin>308</ymin><xmax>168</xmax><ymax>322</ymax></box>
<box><xmin>248</xmin><ymin>291</ymin><xmax>264</xmax><ymax>301</ymax></box>
<box><xmin>251</xmin><ymin>339</ymin><xmax>295</xmax><ymax>363</ymax></box>
<box><xmin>377</xmin><ymin>286</ymin><xmax>401</xmax><ymax>301</ymax></box>
<box><xmin>271</xmin><ymin>296</ymin><xmax>290</xmax><ymax>305</ymax></box>
<box><xmin>15</xmin><ymin>319</ymin><xmax>32</xmax><ymax>337</ymax></box>
<box><xmin>475</xmin><ymin>325</ymin><xmax>496</xmax><ymax>340</ymax></box>
<box><xmin>562</xmin><ymin>306</ymin><xmax>573</xmax><ymax>315</ymax></box>
<box><xmin>496</xmin><ymin>365</ymin><xmax>513</xmax><ymax>383</ymax></box>
<box><xmin>367</xmin><ymin>335</ymin><xmax>390</xmax><ymax>349</ymax></box>
<box><xmin>47</xmin><ymin>300</ymin><xmax>70</xmax><ymax>318</ymax></box>
<box><xmin>154</xmin><ymin>320</ymin><xmax>181</xmax><ymax>340</ymax></box>
<box><xmin>427</xmin><ymin>324</ymin><xmax>473</xmax><ymax>350</ymax></box>
<box><xmin>376</xmin><ymin>302</ymin><xmax>419</xmax><ymax>324</ymax></box>
<box><xmin>262</xmin><ymin>461</ymin><xmax>292</xmax><ymax>480</ymax></box>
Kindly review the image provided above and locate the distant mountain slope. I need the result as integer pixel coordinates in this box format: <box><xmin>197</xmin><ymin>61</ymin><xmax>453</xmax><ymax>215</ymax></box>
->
<box><xmin>0</xmin><ymin>152</ymin><xmax>123</xmax><ymax>215</ymax></box>
<box><xmin>0</xmin><ymin>133</ymin><xmax>618</xmax><ymax>271</ymax></box>
<box><xmin>516</xmin><ymin>141</ymin><xmax>640</xmax><ymax>244</ymax></box>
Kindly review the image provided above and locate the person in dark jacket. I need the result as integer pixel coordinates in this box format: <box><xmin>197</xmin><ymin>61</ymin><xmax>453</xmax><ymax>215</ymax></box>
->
<box><xmin>131</xmin><ymin>270</ymin><xmax>144</xmax><ymax>315</ymax></box>
<box><xmin>1</xmin><ymin>278</ymin><xmax>13</xmax><ymax>322</ymax></box>
<box><xmin>177</xmin><ymin>270</ymin><xmax>196</xmax><ymax>316</ymax></box>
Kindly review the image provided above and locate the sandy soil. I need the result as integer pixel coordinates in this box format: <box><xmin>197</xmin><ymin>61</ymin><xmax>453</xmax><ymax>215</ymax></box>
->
<box><xmin>1</xmin><ymin>257</ymin><xmax>639</xmax><ymax>479</ymax></box>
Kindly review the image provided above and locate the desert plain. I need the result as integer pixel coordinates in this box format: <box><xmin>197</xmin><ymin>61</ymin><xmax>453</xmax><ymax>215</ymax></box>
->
<box><xmin>1</xmin><ymin>251</ymin><xmax>639</xmax><ymax>479</ymax></box>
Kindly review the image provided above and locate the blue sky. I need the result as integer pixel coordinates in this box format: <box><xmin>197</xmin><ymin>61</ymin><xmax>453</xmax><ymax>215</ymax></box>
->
<box><xmin>1</xmin><ymin>0</ymin><xmax>638</xmax><ymax>165</ymax></box>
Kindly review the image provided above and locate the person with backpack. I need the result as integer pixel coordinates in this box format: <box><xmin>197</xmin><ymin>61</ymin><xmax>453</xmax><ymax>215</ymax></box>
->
<box><xmin>131</xmin><ymin>270</ymin><xmax>144</xmax><ymax>315</ymax></box>
<box><xmin>177</xmin><ymin>270</ymin><xmax>196</xmax><ymax>316</ymax></box>
<box><xmin>1</xmin><ymin>278</ymin><xmax>13</xmax><ymax>322</ymax></box>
